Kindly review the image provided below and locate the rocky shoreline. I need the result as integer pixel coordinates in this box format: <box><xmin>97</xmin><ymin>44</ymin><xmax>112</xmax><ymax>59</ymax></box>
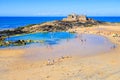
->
<box><xmin>0</xmin><ymin>14</ymin><xmax>104</xmax><ymax>47</ymax></box>
<box><xmin>0</xmin><ymin>14</ymin><xmax>100</xmax><ymax>36</ymax></box>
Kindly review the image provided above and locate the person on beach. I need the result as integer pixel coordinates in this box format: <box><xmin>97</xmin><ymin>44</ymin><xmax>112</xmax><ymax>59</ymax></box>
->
<box><xmin>112</xmin><ymin>45</ymin><xmax>116</xmax><ymax>49</ymax></box>
<box><xmin>111</xmin><ymin>45</ymin><xmax>116</xmax><ymax>49</ymax></box>
<box><xmin>47</xmin><ymin>59</ymin><xmax>51</xmax><ymax>65</ymax></box>
<box><xmin>46</xmin><ymin>43</ymin><xmax>53</xmax><ymax>49</ymax></box>
<box><xmin>81</xmin><ymin>39</ymin><xmax>83</xmax><ymax>42</ymax></box>
<box><xmin>84</xmin><ymin>39</ymin><xmax>86</xmax><ymax>42</ymax></box>
<box><xmin>47</xmin><ymin>59</ymin><xmax>55</xmax><ymax>65</ymax></box>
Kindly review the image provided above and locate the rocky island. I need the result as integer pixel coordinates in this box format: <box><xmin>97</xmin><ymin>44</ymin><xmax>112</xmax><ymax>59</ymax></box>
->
<box><xmin>0</xmin><ymin>14</ymin><xmax>100</xmax><ymax>36</ymax></box>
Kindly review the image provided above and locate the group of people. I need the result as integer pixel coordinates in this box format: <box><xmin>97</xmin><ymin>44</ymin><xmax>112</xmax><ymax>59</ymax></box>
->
<box><xmin>47</xmin><ymin>56</ymin><xmax>71</xmax><ymax>65</ymax></box>
<box><xmin>77</xmin><ymin>34</ymin><xmax>87</xmax><ymax>44</ymax></box>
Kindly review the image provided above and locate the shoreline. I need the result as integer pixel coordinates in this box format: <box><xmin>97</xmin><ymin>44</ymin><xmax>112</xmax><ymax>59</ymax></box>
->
<box><xmin>0</xmin><ymin>24</ymin><xmax>120</xmax><ymax>80</ymax></box>
<box><xmin>0</xmin><ymin>32</ymin><xmax>113</xmax><ymax>58</ymax></box>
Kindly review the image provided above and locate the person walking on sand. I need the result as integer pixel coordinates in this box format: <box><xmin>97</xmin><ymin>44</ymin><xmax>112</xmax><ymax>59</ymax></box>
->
<box><xmin>47</xmin><ymin>59</ymin><xmax>55</xmax><ymax>65</ymax></box>
<box><xmin>47</xmin><ymin>59</ymin><xmax>51</xmax><ymax>65</ymax></box>
<box><xmin>111</xmin><ymin>45</ymin><xmax>116</xmax><ymax>49</ymax></box>
<box><xmin>112</xmin><ymin>45</ymin><xmax>116</xmax><ymax>49</ymax></box>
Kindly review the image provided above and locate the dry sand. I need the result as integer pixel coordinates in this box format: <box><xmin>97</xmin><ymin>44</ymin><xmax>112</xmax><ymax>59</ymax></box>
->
<box><xmin>0</xmin><ymin>24</ymin><xmax>120</xmax><ymax>80</ymax></box>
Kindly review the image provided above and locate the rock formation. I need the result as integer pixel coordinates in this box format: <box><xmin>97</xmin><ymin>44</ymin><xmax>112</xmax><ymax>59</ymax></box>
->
<box><xmin>0</xmin><ymin>14</ymin><xmax>99</xmax><ymax>36</ymax></box>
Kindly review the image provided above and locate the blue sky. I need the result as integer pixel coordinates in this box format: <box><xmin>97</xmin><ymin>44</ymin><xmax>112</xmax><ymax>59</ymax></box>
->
<box><xmin>0</xmin><ymin>0</ymin><xmax>120</xmax><ymax>16</ymax></box>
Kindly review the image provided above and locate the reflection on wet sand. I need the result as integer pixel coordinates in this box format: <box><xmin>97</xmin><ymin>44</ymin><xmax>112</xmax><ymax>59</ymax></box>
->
<box><xmin>21</xmin><ymin>34</ymin><xmax>114</xmax><ymax>61</ymax></box>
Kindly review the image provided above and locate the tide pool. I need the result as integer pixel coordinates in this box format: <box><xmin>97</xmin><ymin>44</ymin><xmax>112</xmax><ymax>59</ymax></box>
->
<box><xmin>1</xmin><ymin>32</ymin><xmax>115</xmax><ymax>60</ymax></box>
<box><xmin>21</xmin><ymin>34</ymin><xmax>115</xmax><ymax>61</ymax></box>
<box><xmin>5</xmin><ymin>32</ymin><xmax>76</xmax><ymax>46</ymax></box>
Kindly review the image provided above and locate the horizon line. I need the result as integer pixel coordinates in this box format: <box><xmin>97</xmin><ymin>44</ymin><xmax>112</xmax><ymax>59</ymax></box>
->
<box><xmin>0</xmin><ymin>15</ymin><xmax>120</xmax><ymax>17</ymax></box>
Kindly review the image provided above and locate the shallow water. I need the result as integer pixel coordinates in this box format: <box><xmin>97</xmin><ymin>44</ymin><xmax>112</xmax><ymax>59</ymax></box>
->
<box><xmin>5</xmin><ymin>32</ymin><xmax>76</xmax><ymax>46</ymax></box>
<box><xmin>20</xmin><ymin>34</ymin><xmax>114</xmax><ymax>61</ymax></box>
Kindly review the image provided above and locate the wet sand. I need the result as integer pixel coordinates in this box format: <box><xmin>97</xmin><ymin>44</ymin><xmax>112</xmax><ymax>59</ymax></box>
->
<box><xmin>0</xmin><ymin>24</ymin><xmax>120</xmax><ymax>80</ymax></box>
<box><xmin>21</xmin><ymin>34</ymin><xmax>113</xmax><ymax>61</ymax></box>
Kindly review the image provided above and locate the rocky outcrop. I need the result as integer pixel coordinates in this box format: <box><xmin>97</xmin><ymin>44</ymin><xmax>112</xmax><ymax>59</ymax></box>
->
<box><xmin>21</xmin><ymin>14</ymin><xmax>98</xmax><ymax>33</ymax></box>
<box><xmin>0</xmin><ymin>14</ymin><xmax>99</xmax><ymax>36</ymax></box>
<box><xmin>21</xmin><ymin>21</ymin><xmax>73</xmax><ymax>33</ymax></box>
<box><xmin>0</xmin><ymin>39</ymin><xmax>45</xmax><ymax>47</ymax></box>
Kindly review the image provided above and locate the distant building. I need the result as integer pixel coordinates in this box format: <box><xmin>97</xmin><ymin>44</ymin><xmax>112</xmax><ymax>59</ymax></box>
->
<box><xmin>62</xmin><ymin>14</ymin><xmax>88</xmax><ymax>23</ymax></box>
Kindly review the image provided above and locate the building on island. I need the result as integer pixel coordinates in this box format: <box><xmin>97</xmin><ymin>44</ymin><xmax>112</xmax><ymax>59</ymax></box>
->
<box><xmin>62</xmin><ymin>14</ymin><xmax>88</xmax><ymax>23</ymax></box>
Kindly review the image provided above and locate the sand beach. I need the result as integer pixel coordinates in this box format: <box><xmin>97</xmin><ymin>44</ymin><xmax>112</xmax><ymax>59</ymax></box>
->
<box><xmin>0</xmin><ymin>24</ymin><xmax>120</xmax><ymax>80</ymax></box>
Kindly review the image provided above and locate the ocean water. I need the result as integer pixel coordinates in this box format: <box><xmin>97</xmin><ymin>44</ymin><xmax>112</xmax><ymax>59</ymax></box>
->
<box><xmin>0</xmin><ymin>17</ymin><xmax>64</xmax><ymax>31</ymax></box>
<box><xmin>90</xmin><ymin>17</ymin><xmax>120</xmax><ymax>23</ymax></box>
<box><xmin>0</xmin><ymin>17</ymin><xmax>120</xmax><ymax>31</ymax></box>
